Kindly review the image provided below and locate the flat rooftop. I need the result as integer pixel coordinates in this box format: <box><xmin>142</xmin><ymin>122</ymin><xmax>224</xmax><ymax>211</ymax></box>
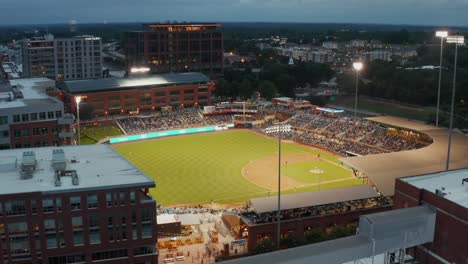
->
<box><xmin>401</xmin><ymin>169</ymin><xmax>468</xmax><ymax>208</ymax></box>
<box><xmin>0</xmin><ymin>77</ymin><xmax>59</xmax><ymax>110</ymax></box>
<box><xmin>0</xmin><ymin>144</ymin><xmax>155</xmax><ymax>195</ymax></box>
<box><xmin>58</xmin><ymin>72</ymin><xmax>210</xmax><ymax>94</ymax></box>
<box><xmin>250</xmin><ymin>185</ymin><xmax>379</xmax><ymax>214</ymax></box>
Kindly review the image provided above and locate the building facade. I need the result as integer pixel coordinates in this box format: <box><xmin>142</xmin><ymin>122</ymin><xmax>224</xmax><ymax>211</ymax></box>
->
<box><xmin>0</xmin><ymin>145</ymin><xmax>157</xmax><ymax>264</ymax></box>
<box><xmin>57</xmin><ymin>72</ymin><xmax>215</xmax><ymax>118</ymax></box>
<box><xmin>394</xmin><ymin>170</ymin><xmax>468</xmax><ymax>264</ymax></box>
<box><xmin>124</xmin><ymin>23</ymin><xmax>223</xmax><ymax>77</ymax></box>
<box><xmin>22</xmin><ymin>35</ymin><xmax>102</xmax><ymax>80</ymax></box>
<box><xmin>0</xmin><ymin>78</ymin><xmax>74</xmax><ymax>150</ymax></box>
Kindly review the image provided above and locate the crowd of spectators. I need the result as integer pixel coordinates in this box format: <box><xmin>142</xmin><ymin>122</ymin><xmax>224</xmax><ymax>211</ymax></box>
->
<box><xmin>278</xmin><ymin>111</ymin><xmax>426</xmax><ymax>156</ymax></box>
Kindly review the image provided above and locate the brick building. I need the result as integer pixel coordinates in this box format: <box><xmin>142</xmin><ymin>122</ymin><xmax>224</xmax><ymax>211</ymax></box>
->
<box><xmin>0</xmin><ymin>144</ymin><xmax>157</xmax><ymax>263</ymax></box>
<box><xmin>124</xmin><ymin>23</ymin><xmax>223</xmax><ymax>77</ymax></box>
<box><xmin>56</xmin><ymin>72</ymin><xmax>215</xmax><ymax>118</ymax></box>
<box><xmin>0</xmin><ymin>78</ymin><xmax>74</xmax><ymax>150</ymax></box>
<box><xmin>236</xmin><ymin>185</ymin><xmax>392</xmax><ymax>253</ymax></box>
<box><xmin>394</xmin><ymin>169</ymin><xmax>468</xmax><ymax>264</ymax></box>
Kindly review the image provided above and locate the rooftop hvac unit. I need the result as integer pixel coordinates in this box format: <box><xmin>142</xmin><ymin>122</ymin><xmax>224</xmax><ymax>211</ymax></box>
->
<box><xmin>20</xmin><ymin>151</ymin><xmax>36</xmax><ymax>179</ymax></box>
<box><xmin>51</xmin><ymin>149</ymin><xmax>66</xmax><ymax>171</ymax></box>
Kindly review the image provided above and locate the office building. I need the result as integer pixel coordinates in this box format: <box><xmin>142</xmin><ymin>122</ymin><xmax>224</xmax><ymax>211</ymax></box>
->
<box><xmin>0</xmin><ymin>144</ymin><xmax>157</xmax><ymax>263</ymax></box>
<box><xmin>22</xmin><ymin>35</ymin><xmax>102</xmax><ymax>80</ymax></box>
<box><xmin>124</xmin><ymin>23</ymin><xmax>223</xmax><ymax>77</ymax></box>
<box><xmin>0</xmin><ymin>78</ymin><xmax>74</xmax><ymax>150</ymax></box>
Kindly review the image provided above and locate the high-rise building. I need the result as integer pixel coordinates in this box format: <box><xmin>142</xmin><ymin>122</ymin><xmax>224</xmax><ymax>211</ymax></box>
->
<box><xmin>22</xmin><ymin>35</ymin><xmax>102</xmax><ymax>80</ymax></box>
<box><xmin>124</xmin><ymin>23</ymin><xmax>224</xmax><ymax>77</ymax></box>
<box><xmin>0</xmin><ymin>144</ymin><xmax>157</xmax><ymax>264</ymax></box>
<box><xmin>0</xmin><ymin>78</ymin><xmax>75</xmax><ymax>150</ymax></box>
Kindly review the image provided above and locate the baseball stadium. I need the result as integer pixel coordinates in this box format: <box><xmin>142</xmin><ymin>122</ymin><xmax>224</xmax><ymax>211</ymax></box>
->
<box><xmin>104</xmin><ymin>101</ymin><xmax>468</xmax><ymax>208</ymax></box>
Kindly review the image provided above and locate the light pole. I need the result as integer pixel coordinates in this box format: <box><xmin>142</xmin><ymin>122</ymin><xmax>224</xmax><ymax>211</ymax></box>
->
<box><xmin>445</xmin><ymin>35</ymin><xmax>464</xmax><ymax>171</ymax></box>
<box><xmin>75</xmin><ymin>96</ymin><xmax>82</xmax><ymax>145</ymax></box>
<box><xmin>353</xmin><ymin>62</ymin><xmax>363</xmax><ymax>118</ymax></box>
<box><xmin>265</xmin><ymin>124</ymin><xmax>292</xmax><ymax>249</ymax></box>
<box><xmin>435</xmin><ymin>31</ymin><xmax>448</xmax><ymax>127</ymax></box>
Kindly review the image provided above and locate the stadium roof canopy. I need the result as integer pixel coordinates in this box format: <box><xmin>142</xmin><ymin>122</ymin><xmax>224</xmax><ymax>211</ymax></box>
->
<box><xmin>341</xmin><ymin>116</ymin><xmax>468</xmax><ymax>196</ymax></box>
<box><xmin>250</xmin><ymin>185</ymin><xmax>379</xmax><ymax>214</ymax></box>
<box><xmin>58</xmin><ymin>72</ymin><xmax>210</xmax><ymax>94</ymax></box>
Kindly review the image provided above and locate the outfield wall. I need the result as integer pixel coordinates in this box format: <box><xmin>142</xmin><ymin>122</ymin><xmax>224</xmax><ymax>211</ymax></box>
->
<box><xmin>109</xmin><ymin>125</ymin><xmax>232</xmax><ymax>144</ymax></box>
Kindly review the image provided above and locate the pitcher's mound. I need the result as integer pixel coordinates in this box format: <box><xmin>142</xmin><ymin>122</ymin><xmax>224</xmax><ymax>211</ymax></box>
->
<box><xmin>309</xmin><ymin>169</ymin><xmax>324</xmax><ymax>174</ymax></box>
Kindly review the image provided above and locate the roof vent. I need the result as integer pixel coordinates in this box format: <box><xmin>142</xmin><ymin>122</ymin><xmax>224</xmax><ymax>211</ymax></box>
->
<box><xmin>435</xmin><ymin>188</ymin><xmax>447</xmax><ymax>197</ymax></box>
<box><xmin>20</xmin><ymin>151</ymin><xmax>36</xmax><ymax>179</ymax></box>
<box><xmin>51</xmin><ymin>149</ymin><xmax>66</xmax><ymax>172</ymax></box>
<box><xmin>54</xmin><ymin>170</ymin><xmax>79</xmax><ymax>187</ymax></box>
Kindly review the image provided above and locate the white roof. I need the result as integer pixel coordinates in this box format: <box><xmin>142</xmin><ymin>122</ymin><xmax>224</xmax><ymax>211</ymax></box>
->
<box><xmin>402</xmin><ymin>169</ymin><xmax>468</xmax><ymax>208</ymax></box>
<box><xmin>177</xmin><ymin>214</ymin><xmax>201</xmax><ymax>226</ymax></box>
<box><xmin>0</xmin><ymin>145</ymin><xmax>155</xmax><ymax>195</ymax></box>
<box><xmin>157</xmin><ymin>214</ymin><xmax>179</xmax><ymax>225</ymax></box>
<box><xmin>0</xmin><ymin>78</ymin><xmax>57</xmax><ymax>110</ymax></box>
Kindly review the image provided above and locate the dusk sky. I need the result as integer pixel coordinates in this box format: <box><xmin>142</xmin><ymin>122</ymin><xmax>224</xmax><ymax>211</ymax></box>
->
<box><xmin>1</xmin><ymin>0</ymin><xmax>468</xmax><ymax>26</ymax></box>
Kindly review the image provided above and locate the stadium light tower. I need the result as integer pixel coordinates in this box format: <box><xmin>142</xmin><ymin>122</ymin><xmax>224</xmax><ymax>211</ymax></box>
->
<box><xmin>265</xmin><ymin>124</ymin><xmax>292</xmax><ymax>249</ymax></box>
<box><xmin>353</xmin><ymin>62</ymin><xmax>363</xmax><ymax>118</ymax></box>
<box><xmin>445</xmin><ymin>34</ymin><xmax>464</xmax><ymax>171</ymax></box>
<box><xmin>435</xmin><ymin>30</ymin><xmax>448</xmax><ymax>127</ymax></box>
<box><xmin>75</xmin><ymin>96</ymin><xmax>81</xmax><ymax>145</ymax></box>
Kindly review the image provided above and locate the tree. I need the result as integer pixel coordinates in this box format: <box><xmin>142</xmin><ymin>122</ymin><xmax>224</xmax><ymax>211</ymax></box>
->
<box><xmin>304</xmin><ymin>228</ymin><xmax>327</xmax><ymax>244</ymax></box>
<box><xmin>257</xmin><ymin>80</ymin><xmax>278</xmax><ymax>100</ymax></box>
<box><xmin>280</xmin><ymin>233</ymin><xmax>304</xmax><ymax>248</ymax></box>
<box><xmin>275</xmin><ymin>74</ymin><xmax>296</xmax><ymax>97</ymax></box>
<box><xmin>254</xmin><ymin>239</ymin><xmax>275</xmax><ymax>254</ymax></box>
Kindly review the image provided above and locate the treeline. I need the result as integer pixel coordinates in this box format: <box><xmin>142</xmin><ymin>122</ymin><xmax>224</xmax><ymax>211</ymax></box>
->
<box><xmin>338</xmin><ymin>44</ymin><xmax>468</xmax><ymax>127</ymax></box>
<box><xmin>254</xmin><ymin>224</ymin><xmax>357</xmax><ymax>254</ymax></box>
<box><xmin>215</xmin><ymin>62</ymin><xmax>334</xmax><ymax>100</ymax></box>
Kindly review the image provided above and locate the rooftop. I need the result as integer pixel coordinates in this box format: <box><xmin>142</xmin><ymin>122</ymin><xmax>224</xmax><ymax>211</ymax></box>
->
<box><xmin>401</xmin><ymin>169</ymin><xmax>468</xmax><ymax>208</ymax></box>
<box><xmin>0</xmin><ymin>77</ymin><xmax>59</xmax><ymax>110</ymax></box>
<box><xmin>250</xmin><ymin>185</ymin><xmax>379</xmax><ymax>214</ymax></box>
<box><xmin>58</xmin><ymin>72</ymin><xmax>210</xmax><ymax>94</ymax></box>
<box><xmin>0</xmin><ymin>144</ymin><xmax>155</xmax><ymax>195</ymax></box>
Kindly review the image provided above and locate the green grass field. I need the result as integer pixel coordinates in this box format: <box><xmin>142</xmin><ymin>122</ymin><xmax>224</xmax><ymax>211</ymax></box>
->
<box><xmin>113</xmin><ymin>130</ymin><xmax>362</xmax><ymax>206</ymax></box>
<box><xmin>283</xmin><ymin>161</ymin><xmax>351</xmax><ymax>183</ymax></box>
<box><xmin>80</xmin><ymin>125</ymin><xmax>123</xmax><ymax>145</ymax></box>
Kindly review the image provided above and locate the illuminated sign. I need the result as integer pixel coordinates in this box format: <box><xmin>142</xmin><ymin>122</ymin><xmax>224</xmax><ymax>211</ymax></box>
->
<box><xmin>130</xmin><ymin>67</ymin><xmax>151</xmax><ymax>73</ymax></box>
<box><xmin>110</xmin><ymin>126</ymin><xmax>216</xmax><ymax>144</ymax></box>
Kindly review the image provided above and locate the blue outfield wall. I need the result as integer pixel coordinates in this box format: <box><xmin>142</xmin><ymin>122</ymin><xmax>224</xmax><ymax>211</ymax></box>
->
<box><xmin>109</xmin><ymin>126</ymin><xmax>219</xmax><ymax>144</ymax></box>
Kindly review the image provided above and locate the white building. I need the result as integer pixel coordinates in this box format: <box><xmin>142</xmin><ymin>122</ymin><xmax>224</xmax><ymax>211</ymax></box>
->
<box><xmin>350</xmin><ymin>39</ymin><xmax>366</xmax><ymax>48</ymax></box>
<box><xmin>22</xmin><ymin>35</ymin><xmax>102</xmax><ymax>80</ymax></box>
<box><xmin>364</xmin><ymin>50</ymin><xmax>392</xmax><ymax>62</ymax></box>
<box><xmin>322</xmin><ymin>41</ymin><xmax>339</xmax><ymax>50</ymax></box>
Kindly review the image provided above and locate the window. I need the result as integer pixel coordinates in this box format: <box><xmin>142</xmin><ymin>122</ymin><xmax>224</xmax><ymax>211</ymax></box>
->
<box><xmin>55</xmin><ymin>111</ymin><xmax>62</xmax><ymax>118</ymax></box>
<box><xmin>106</xmin><ymin>192</ymin><xmax>112</xmax><ymax>207</ymax></box>
<box><xmin>13</xmin><ymin>115</ymin><xmax>20</xmax><ymax>123</ymax></box>
<box><xmin>30</xmin><ymin>113</ymin><xmax>38</xmax><ymax>121</ymax></box>
<box><xmin>90</xmin><ymin>229</ymin><xmax>101</xmax><ymax>244</ymax></box>
<box><xmin>22</xmin><ymin>128</ymin><xmax>29</xmax><ymax>137</ymax></box>
<box><xmin>47</xmin><ymin>112</ymin><xmax>54</xmax><ymax>119</ymax></box>
<box><xmin>155</xmin><ymin>91</ymin><xmax>166</xmax><ymax>97</ymax></box>
<box><xmin>0</xmin><ymin>116</ymin><xmax>8</xmax><ymax>125</ymax></box>
<box><xmin>7</xmin><ymin>222</ymin><xmax>28</xmax><ymax>234</ymax></box>
<box><xmin>87</xmin><ymin>194</ymin><xmax>98</xmax><ymax>209</ymax></box>
<box><xmin>46</xmin><ymin>233</ymin><xmax>57</xmax><ymax>249</ymax></box>
<box><xmin>73</xmin><ymin>231</ymin><xmax>84</xmax><ymax>246</ymax></box>
<box><xmin>33</xmin><ymin>128</ymin><xmax>40</xmax><ymax>136</ymax></box>
<box><xmin>1</xmin><ymin>130</ymin><xmax>9</xmax><ymax>138</ymax></box>
<box><xmin>119</xmin><ymin>192</ymin><xmax>126</xmax><ymax>206</ymax></box>
<box><xmin>170</xmin><ymin>90</ymin><xmax>180</xmax><ymax>96</ymax></box>
<box><xmin>5</xmin><ymin>200</ymin><xmax>26</xmax><ymax>216</ymax></box>
<box><xmin>21</xmin><ymin>114</ymin><xmax>29</xmax><ymax>122</ymax></box>
<box><xmin>14</xmin><ymin>129</ymin><xmax>21</xmax><ymax>137</ymax></box>
<box><xmin>70</xmin><ymin>196</ymin><xmax>81</xmax><ymax>210</ymax></box>
<box><xmin>56</xmin><ymin>197</ymin><xmax>62</xmax><ymax>211</ymax></box>
<box><xmin>44</xmin><ymin>219</ymin><xmax>56</xmax><ymax>231</ymax></box>
<box><xmin>130</xmin><ymin>191</ymin><xmax>136</xmax><ymax>204</ymax></box>
<box><xmin>48</xmin><ymin>254</ymin><xmax>85</xmax><ymax>264</ymax></box>
<box><xmin>72</xmin><ymin>216</ymin><xmax>83</xmax><ymax>228</ymax></box>
<box><xmin>134</xmin><ymin>245</ymin><xmax>156</xmax><ymax>256</ymax></box>
<box><xmin>92</xmin><ymin>249</ymin><xmax>128</xmax><ymax>261</ymax></box>
<box><xmin>142</xmin><ymin>223</ymin><xmax>152</xmax><ymax>238</ymax></box>
<box><xmin>39</xmin><ymin>112</ymin><xmax>46</xmax><ymax>120</ymax></box>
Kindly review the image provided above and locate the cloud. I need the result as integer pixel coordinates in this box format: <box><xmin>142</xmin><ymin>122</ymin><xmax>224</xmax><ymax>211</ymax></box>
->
<box><xmin>0</xmin><ymin>0</ymin><xmax>467</xmax><ymax>26</ymax></box>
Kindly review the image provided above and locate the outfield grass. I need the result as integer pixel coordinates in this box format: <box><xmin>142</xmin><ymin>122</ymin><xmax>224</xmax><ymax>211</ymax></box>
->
<box><xmin>80</xmin><ymin>125</ymin><xmax>123</xmax><ymax>145</ymax></box>
<box><xmin>114</xmin><ymin>130</ymin><xmax>361</xmax><ymax>205</ymax></box>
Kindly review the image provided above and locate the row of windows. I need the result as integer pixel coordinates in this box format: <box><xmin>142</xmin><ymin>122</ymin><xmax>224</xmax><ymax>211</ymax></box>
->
<box><xmin>47</xmin><ymin>246</ymin><xmax>155</xmax><ymax>264</ymax></box>
<box><xmin>14</xmin><ymin>140</ymin><xmax>57</xmax><ymax>149</ymax></box>
<box><xmin>12</xmin><ymin>111</ymin><xmax>62</xmax><ymax>123</ymax></box>
<box><xmin>13</xmin><ymin>127</ymin><xmax>58</xmax><ymax>138</ymax></box>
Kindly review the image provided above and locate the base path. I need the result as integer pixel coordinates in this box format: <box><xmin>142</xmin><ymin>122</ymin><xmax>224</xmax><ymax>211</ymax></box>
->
<box><xmin>242</xmin><ymin>153</ymin><xmax>352</xmax><ymax>191</ymax></box>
